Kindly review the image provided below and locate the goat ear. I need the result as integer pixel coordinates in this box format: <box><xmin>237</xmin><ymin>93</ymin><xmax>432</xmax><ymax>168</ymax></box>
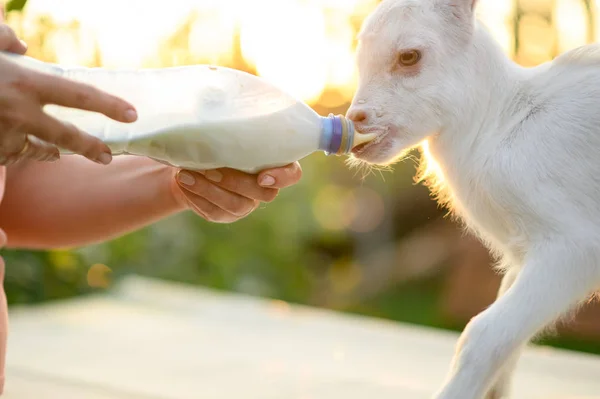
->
<box><xmin>442</xmin><ymin>0</ymin><xmax>478</xmax><ymax>17</ymax></box>
<box><xmin>443</xmin><ymin>0</ymin><xmax>478</xmax><ymax>12</ymax></box>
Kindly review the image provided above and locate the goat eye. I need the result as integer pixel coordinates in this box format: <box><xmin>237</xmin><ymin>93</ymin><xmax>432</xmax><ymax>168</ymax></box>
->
<box><xmin>398</xmin><ymin>50</ymin><xmax>421</xmax><ymax>66</ymax></box>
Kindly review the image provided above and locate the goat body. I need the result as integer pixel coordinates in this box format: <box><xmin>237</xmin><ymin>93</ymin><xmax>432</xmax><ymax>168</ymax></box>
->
<box><xmin>347</xmin><ymin>0</ymin><xmax>600</xmax><ymax>398</ymax></box>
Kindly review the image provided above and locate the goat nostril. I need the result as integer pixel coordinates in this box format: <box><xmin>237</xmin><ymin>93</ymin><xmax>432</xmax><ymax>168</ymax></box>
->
<box><xmin>348</xmin><ymin>109</ymin><xmax>368</xmax><ymax>124</ymax></box>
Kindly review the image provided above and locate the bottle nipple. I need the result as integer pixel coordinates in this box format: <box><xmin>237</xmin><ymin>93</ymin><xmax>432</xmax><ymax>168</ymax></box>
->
<box><xmin>352</xmin><ymin>130</ymin><xmax>377</xmax><ymax>148</ymax></box>
<box><xmin>320</xmin><ymin>114</ymin><xmax>377</xmax><ymax>155</ymax></box>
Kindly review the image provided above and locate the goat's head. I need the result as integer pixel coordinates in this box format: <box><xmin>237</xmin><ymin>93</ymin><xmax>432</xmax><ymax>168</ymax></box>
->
<box><xmin>348</xmin><ymin>0</ymin><xmax>479</xmax><ymax>165</ymax></box>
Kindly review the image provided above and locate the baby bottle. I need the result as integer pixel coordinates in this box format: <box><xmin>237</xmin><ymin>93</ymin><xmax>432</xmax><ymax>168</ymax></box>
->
<box><xmin>1</xmin><ymin>52</ymin><xmax>375</xmax><ymax>173</ymax></box>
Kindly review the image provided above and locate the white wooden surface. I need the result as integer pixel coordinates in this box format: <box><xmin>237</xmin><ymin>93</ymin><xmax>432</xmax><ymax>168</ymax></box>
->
<box><xmin>2</xmin><ymin>276</ymin><xmax>600</xmax><ymax>398</ymax></box>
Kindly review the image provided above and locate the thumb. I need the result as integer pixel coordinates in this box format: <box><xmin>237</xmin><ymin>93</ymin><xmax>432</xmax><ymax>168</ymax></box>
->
<box><xmin>257</xmin><ymin>162</ymin><xmax>302</xmax><ymax>189</ymax></box>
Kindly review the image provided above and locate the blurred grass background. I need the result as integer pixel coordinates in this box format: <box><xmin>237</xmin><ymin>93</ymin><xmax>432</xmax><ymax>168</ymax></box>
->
<box><xmin>3</xmin><ymin>0</ymin><xmax>600</xmax><ymax>355</ymax></box>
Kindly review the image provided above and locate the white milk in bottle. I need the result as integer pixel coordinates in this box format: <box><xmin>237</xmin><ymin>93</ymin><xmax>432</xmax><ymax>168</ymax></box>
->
<box><xmin>1</xmin><ymin>52</ymin><xmax>375</xmax><ymax>173</ymax></box>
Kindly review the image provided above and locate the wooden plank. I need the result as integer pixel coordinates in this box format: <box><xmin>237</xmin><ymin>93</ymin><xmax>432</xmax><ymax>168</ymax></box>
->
<box><xmin>2</xmin><ymin>276</ymin><xmax>600</xmax><ymax>398</ymax></box>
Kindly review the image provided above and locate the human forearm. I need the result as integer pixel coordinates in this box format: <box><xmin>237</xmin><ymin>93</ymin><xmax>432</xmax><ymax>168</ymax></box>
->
<box><xmin>0</xmin><ymin>156</ymin><xmax>185</xmax><ymax>249</ymax></box>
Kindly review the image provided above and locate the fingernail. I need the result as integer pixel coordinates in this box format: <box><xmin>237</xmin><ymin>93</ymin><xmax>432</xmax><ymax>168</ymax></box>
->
<box><xmin>259</xmin><ymin>175</ymin><xmax>275</xmax><ymax>186</ymax></box>
<box><xmin>124</xmin><ymin>109</ymin><xmax>137</xmax><ymax>122</ymax></box>
<box><xmin>205</xmin><ymin>170</ymin><xmax>222</xmax><ymax>183</ymax></box>
<box><xmin>177</xmin><ymin>171</ymin><xmax>195</xmax><ymax>186</ymax></box>
<box><xmin>97</xmin><ymin>152</ymin><xmax>112</xmax><ymax>165</ymax></box>
<box><xmin>19</xmin><ymin>40</ymin><xmax>28</xmax><ymax>49</ymax></box>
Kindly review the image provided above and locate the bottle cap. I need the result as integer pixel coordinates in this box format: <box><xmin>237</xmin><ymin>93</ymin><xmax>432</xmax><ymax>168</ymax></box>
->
<box><xmin>320</xmin><ymin>114</ymin><xmax>377</xmax><ymax>155</ymax></box>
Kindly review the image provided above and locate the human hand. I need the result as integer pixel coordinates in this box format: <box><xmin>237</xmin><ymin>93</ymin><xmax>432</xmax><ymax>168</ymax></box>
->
<box><xmin>173</xmin><ymin>162</ymin><xmax>302</xmax><ymax>223</ymax></box>
<box><xmin>0</xmin><ymin>23</ymin><xmax>138</xmax><ymax>165</ymax></box>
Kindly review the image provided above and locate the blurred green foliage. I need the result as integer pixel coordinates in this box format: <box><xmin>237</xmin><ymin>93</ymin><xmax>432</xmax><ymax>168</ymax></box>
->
<box><xmin>5</xmin><ymin>0</ymin><xmax>27</xmax><ymax>13</ymax></box>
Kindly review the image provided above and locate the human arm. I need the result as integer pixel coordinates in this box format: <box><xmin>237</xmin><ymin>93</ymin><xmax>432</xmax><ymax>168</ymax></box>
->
<box><xmin>0</xmin><ymin>156</ymin><xmax>301</xmax><ymax>249</ymax></box>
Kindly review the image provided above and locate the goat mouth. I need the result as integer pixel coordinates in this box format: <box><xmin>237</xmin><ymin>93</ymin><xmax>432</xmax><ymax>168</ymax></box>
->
<box><xmin>352</xmin><ymin>142</ymin><xmax>370</xmax><ymax>154</ymax></box>
<box><xmin>351</xmin><ymin>131</ymin><xmax>388</xmax><ymax>155</ymax></box>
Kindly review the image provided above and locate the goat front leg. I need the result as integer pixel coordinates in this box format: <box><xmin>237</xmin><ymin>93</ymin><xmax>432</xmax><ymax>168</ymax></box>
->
<box><xmin>485</xmin><ymin>268</ymin><xmax>519</xmax><ymax>399</ymax></box>
<box><xmin>433</xmin><ymin>241</ymin><xmax>600</xmax><ymax>399</ymax></box>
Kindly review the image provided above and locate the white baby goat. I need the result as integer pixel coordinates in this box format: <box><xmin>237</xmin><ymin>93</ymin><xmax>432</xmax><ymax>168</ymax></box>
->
<box><xmin>346</xmin><ymin>0</ymin><xmax>600</xmax><ymax>398</ymax></box>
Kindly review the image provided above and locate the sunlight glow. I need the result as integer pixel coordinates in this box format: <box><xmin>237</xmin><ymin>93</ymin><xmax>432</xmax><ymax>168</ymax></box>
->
<box><xmin>239</xmin><ymin>0</ymin><xmax>329</xmax><ymax>104</ymax></box>
<box><xmin>420</xmin><ymin>140</ymin><xmax>445</xmax><ymax>185</ymax></box>
<box><xmin>19</xmin><ymin>0</ymin><xmax>363</xmax><ymax>104</ymax></box>
<box><xmin>554</xmin><ymin>0</ymin><xmax>589</xmax><ymax>53</ymax></box>
<box><xmin>476</xmin><ymin>0</ymin><xmax>515</xmax><ymax>54</ymax></box>
<box><xmin>11</xmin><ymin>0</ymin><xmax>599</xmax><ymax>104</ymax></box>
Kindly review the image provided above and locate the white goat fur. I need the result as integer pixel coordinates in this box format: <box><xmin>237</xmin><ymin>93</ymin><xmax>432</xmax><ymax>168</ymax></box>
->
<box><xmin>347</xmin><ymin>0</ymin><xmax>600</xmax><ymax>398</ymax></box>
